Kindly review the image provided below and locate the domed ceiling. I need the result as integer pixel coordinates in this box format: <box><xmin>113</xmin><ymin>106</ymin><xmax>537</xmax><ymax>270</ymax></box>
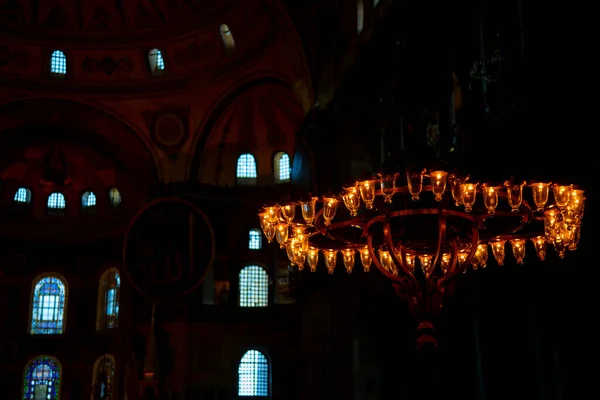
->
<box><xmin>0</xmin><ymin>0</ymin><xmax>223</xmax><ymax>39</ymax></box>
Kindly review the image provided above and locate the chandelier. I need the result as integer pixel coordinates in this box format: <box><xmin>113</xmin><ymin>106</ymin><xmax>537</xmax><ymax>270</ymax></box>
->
<box><xmin>258</xmin><ymin>170</ymin><xmax>585</xmax><ymax>348</ymax></box>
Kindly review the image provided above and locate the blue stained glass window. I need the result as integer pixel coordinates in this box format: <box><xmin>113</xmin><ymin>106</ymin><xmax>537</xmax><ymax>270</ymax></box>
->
<box><xmin>238</xmin><ymin>350</ymin><xmax>269</xmax><ymax>397</ymax></box>
<box><xmin>23</xmin><ymin>356</ymin><xmax>61</xmax><ymax>400</ymax></box>
<box><xmin>92</xmin><ymin>355</ymin><xmax>116</xmax><ymax>400</ymax></box>
<box><xmin>30</xmin><ymin>276</ymin><xmax>67</xmax><ymax>335</ymax></box>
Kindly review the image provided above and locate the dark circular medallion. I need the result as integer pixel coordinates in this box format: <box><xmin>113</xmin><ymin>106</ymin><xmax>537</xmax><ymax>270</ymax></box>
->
<box><xmin>123</xmin><ymin>198</ymin><xmax>215</xmax><ymax>301</ymax></box>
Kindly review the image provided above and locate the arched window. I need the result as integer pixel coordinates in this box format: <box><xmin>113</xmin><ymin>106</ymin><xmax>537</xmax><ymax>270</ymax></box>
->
<box><xmin>357</xmin><ymin>0</ymin><xmax>365</xmax><ymax>34</ymax></box>
<box><xmin>97</xmin><ymin>269</ymin><xmax>121</xmax><ymax>330</ymax></box>
<box><xmin>238</xmin><ymin>350</ymin><xmax>269</xmax><ymax>397</ymax></box>
<box><xmin>220</xmin><ymin>24</ymin><xmax>236</xmax><ymax>51</ymax></box>
<box><xmin>236</xmin><ymin>153</ymin><xmax>258</xmax><ymax>186</ymax></box>
<box><xmin>148</xmin><ymin>48</ymin><xmax>165</xmax><ymax>75</ymax></box>
<box><xmin>239</xmin><ymin>265</ymin><xmax>268</xmax><ymax>307</ymax></box>
<box><xmin>108</xmin><ymin>187</ymin><xmax>121</xmax><ymax>209</ymax></box>
<box><xmin>273</xmin><ymin>152</ymin><xmax>291</xmax><ymax>183</ymax></box>
<box><xmin>14</xmin><ymin>187</ymin><xmax>32</xmax><ymax>204</ymax></box>
<box><xmin>249</xmin><ymin>229</ymin><xmax>262</xmax><ymax>250</ymax></box>
<box><xmin>47</xmin><ymin>192</ymin><xmax>66</xmax><ymax>215</ymax></box>
<box><xmin>50</xmin><ymin>50</ymin><xmax>67</xmax><ymax>76</ymax></box>
<box><xmin>23</xmin><ymin>356</ymin><xmax>62</xmax><ymax>400</ymax></box>
<box><xmin>30</xmin><ymin>275</ymin><xmax>68</xmax><ymax>335</ymax></box>
<box><xmin>91</xmin><ymin>354</ymin><xmax>116</xmax><ymax>400</ymax></box>
<box><xmin>374</xmin><ymin>0</ymin><xmax>380</xmax><ymax>6</ymax></box>
<box><xmin>82</xmin><ymin>191</ymin><xmax>97</xmax><ymax>208</ymax></box>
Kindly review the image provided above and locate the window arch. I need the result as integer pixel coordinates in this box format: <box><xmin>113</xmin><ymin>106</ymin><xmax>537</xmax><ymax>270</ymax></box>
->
<box><xmin>236</xmin><ymin>153</ymin><xmax>258</xmax><ymax>186</ymax></box>
<box><xmin>82</xmin><ymin>191</ymin><xmax>97</xmax><ymax>208</ymax></box>
<box><xmin>357</xmin><ymin>0</ymin><xmax>365</xmax><ymax>34</ymax></box>
<box><xmin>30</xmin><ymin>274</ymin><xmax>68</xmax><ymax>335</ymax></box>
<box><xmin>249</xmin><ymin>229</ymin><xmax>262</xmax><ymax>250</ymax></box>
<box><xmin>91</xmin><ymin>354</ymin><xmax>116</xmax><ymax>400</ymax></box>
<box><xmin>148</xmin><ymin>48</ymin><xmax>165</xmax><ymax>75</ymax></box>
<box><xmin>239</xmin><ymin>265</ymin><xmax>268</xmax><ymax>307</ymax></box>
<box><xmin>23</xmin><ymin>356</ymin><xmax>62</xmax><ymax>400</ymax></box>
<box><xmin>273</xmin><ymin>152</ymin><xmax>291</xmax><ymax>183</ymax></box>
<box><xmin>238</xmin><ymin>350</ymin><xmax>270</xmax><ymax>397</ymax></box>
<box><xmin>50</xmin><ymin>50</ymin><xmax>67</xmax><ymax>76</ymax></box>
<box><xmin>14</xmin><ymin>187</ymin><xmax>32</xmax><ymax>204</ymax></box>
<box><xmin>108</xmin><ymin>187</ymin><xmax>121</xmax><ymax>209</ymax></box>
<box><xmin>96</xmin><ymin>268</ymin><xmax>121</xmax><ymax>330</ymax></box>
<box><xmin>47</xmin><ymin>192</ymin><xmax>66</xmax><ymax>214</ymax></box>
<box><xmin>220</xmin><ymin>24</ymin><xmax>236</xmax><ymax>51</ymax></box>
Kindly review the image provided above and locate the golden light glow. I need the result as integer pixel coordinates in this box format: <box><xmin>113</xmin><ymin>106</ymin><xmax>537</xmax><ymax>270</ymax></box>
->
<box><xmin>342</xmin><ymin>186</ymin><xmax>360</xmax><ymax>216</ymax></box>
<box><xmin>505</xmin><ymin>181</ymin><xmax>525</xmax><ymax>212</ymax></box>
<box><xmin>430</xmin><ymin>171</ymin><xmax>448</xmax><ymax>202</ymax></box>
<box><xmin>359</xmin><ymin>180</ymin><xmax>376</xmax><ymax>209</ymax></box>
<box><xmin>449</xmin><ymin>174</ymin><xmax>467</xmax><ymax>206</ymax></box>
<box><xmin>322</xmin><ymin>197</ymin><xmax>338</xmax><ymax>226</ymax></box>
<box><xmin>379</xmin><ymin>173</ymin><xmax>397</xmax><ymax>203</ymax></box>
<box><xmin>307</xmin><ymin>248</ymin><xmax>319</xmax><ymax>272</ymax></box>
<box><xmin>531</xmin><ymin>236</ymin><xmax>547</xmax><ymax>261</ymax></box>
<box><xmin>418</xmin><ymin>254</ymin><xmax>434</xmax><ymax>278</ymax></box>
<box><xmin>301</xmin><ymin>197</ymin><xmax>318</xmax><ymax>225</ymax></box>
<box><xmin>460</xmin><ymin>183</ymin><xmax>478</xmax><ymax>212</ymax></box>
<box><xmin>476</xmin><ymin>243</ymin><xmax>488</xmax><ymax>267</ymax></box>
<box><xmin>552</xmin><ymin>185</ymin><xmax>572</xmax><ymax>209</ymax></box>
<box><xmin>407</xmin><ymin>171</ymin><xmax>424</xmax><ymax>201</ymax></box>
<box><xmin>510</xmin><ymin>239</ymin><xmax>526</xmax><ymax>265</ymax></box>
<box><xmin>482</xmin><ymin>185</ymin><xmax>500</xmax><ymax>215</ymax></box>
<box><xmin>342</xmin><ymin>249</ymin><xmax>356</xmax><ymax>273</ymax></box>
<box><xmin>359</xmin><ymin>247</ymin><xmax>371</xmax><ymax>272</ymax></box>
<box><xmin>323</xmin><ymin>249</ymin><xmax>338</xmax><ymax>274</ymax></box>
<box><xmin>490</xmin><ymin>240</ymin><xmax>506</xmax><ymax>266</ymax></box>
<box><xmin>280</xmin><ymin>204</ymin><xmax>295</xmax><ymax>223</ymax></box>
<box><xmin>531</xmin><ymin>182</ymin><xmax>551</xmax><ymax>212</ymax></box>
<box><xmin>258</xmin><ymin>169</ymin><xmax>584</xmax><ymax>297</ymax></box>
<box><xmin>275</xmin><ymin>223</ymin><xmax>288</xmax><ymax>248</ymax></box>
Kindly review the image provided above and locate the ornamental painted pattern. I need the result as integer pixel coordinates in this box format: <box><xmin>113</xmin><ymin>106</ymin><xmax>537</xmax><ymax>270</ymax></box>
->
<box><xmin>22</xmin><ymin>356</ymin><xmax>61</xmax><ymax>400</ymax></box>
<box><xmin>30</xmin><ymin>276</ymin><xmax>67</xmax><ymax>335</ymax></box>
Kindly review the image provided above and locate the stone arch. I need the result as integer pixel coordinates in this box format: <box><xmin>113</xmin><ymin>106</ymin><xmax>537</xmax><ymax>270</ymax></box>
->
<box><xmin>0</xmin><ymin>99</ymin><xmax>159</xmax><ymax>183</ymax></box>
<box><xmin>189</xmin><ymin>76</ymin><xmax>307</xmax><ymax>185</ymax></box>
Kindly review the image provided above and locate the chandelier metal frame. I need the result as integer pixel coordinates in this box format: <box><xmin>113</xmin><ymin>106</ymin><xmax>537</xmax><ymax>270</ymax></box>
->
<box><xmin>258</xmin><ymin>170</ymin><xmax>585</xmax><ymax>348</ymax></box>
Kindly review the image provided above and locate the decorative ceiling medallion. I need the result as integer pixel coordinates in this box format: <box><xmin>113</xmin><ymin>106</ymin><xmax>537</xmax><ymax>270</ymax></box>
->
<box><xmin>153</xmin><ymin>113</ymin><xmax>187</xmax><ymax>151</ymax></box>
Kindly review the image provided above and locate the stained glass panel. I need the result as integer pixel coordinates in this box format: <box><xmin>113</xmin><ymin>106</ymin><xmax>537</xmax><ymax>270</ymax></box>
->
<box><xmin>92</xmin><ymin>355</ymin><xmax>115</xmax><ymax>400</ymax></box>
<box><xmin>23</xmin><ymin>356</ymin><xmax>61</xmax><ymax>400</ymax></box>
<box><xmin>30</xmin><ymin>276</ymin><xmax>67</xmax><ymax>335</ymax></box>
<box><xmin>99</xmin><ymin>270</ymin><xmax>120</xmax><ymax>329</ymax></box>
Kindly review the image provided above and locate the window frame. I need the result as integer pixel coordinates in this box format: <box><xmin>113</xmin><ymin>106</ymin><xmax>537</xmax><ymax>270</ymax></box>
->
<box><xmin>273</xmin><ymin>151</ymin><xmax>291</xmax><ymax>184</ymax></box>
<box><xmin>22</xmin><ymin>355</ymin><xmax>62</xmax><ymax>400</ymax></box>
<box><xmin>238</xmin><ymin>264</ymin><xmax>269</xmax><ymax>308</ymax></box>
<box><xmin>237</xmin><ymin>349</ymin><xmax>271</xmax><ymax>398</ymax></box>
<box><xmin>220</xmin><ymin>24</ymin><xmax>236</xmax><ymax>52</ymax></box>
<box><xmin>236</xmin><ymin>153</ymin><xmax>258</xmax><ymax>186</ymax></box>
<box><xmin>14</xmin><ymin>186</ymin><xmax>32</xmax><ymax>205</ymax></box>
<box><xmin>29</xmin><ymin>273</ymin><xmax>68</xmax><ymax>336</ymax></box>
<box><xmin>148</xmin><ymin>48</ymin><xmax>166</xmax><ymax>76</ymax></box>
<box><xmin>96</xmin><ymin>268</ymin><xmax>121</xmax><ymax>330</ymax></box>
<box><xmin>49</xmin><ymin>49</ymin><xmax>68</xmax><ymax>78</ymax></box>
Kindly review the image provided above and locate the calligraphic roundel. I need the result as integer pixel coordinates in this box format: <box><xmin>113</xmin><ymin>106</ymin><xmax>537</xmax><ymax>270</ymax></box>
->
<box><xmin>123</xmin><ymin>198</ymin><xmax>215</xmax><ymax>301</ymax></box>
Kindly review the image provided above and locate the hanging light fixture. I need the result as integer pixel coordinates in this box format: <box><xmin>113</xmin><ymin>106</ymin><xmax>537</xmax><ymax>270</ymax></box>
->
<box><xmin>258</xmin><ymin>170</ymin><xmax>585</xmax><ymax>348</ymax></box>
